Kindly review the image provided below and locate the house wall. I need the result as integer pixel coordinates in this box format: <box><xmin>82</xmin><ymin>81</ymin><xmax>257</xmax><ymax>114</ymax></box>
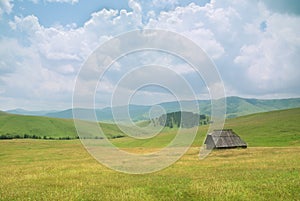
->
<box><xmin>204</xmin><ymin>135</ymin><xmax>215</xmax><ymax>149</ymax></box>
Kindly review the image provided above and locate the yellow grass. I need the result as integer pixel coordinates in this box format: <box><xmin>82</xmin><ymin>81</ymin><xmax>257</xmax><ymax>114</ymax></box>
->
<box><xmin>0</xmin><ymin>140</ymin><xmax>299</xmax><ymax>200</ymax></box>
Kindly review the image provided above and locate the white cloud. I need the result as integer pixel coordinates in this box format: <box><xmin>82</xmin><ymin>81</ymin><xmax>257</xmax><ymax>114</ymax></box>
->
<box><xmin>234</xmin><ymin>12</ymin><xmax>300</xmax><ymax>95</ymax></box>
<box><xmin>9</xmin><ymin>15</ymin><xmax>40</xmax><ymax>34</ymax></box>
<box><xmin>0</xmin><ymin>0</ymin><xmax>13</xmax><ymax>17</ymax></box>
<box><xmin>0</xmin><ymin>37</ymin><xmax>75</xmax><ymax>110</ymax></box>
<box><xmin>8</xmin><ymin>10</ymin><xmax>140</xmax><ymax>70</ymax></box>
<box><xmin>146</xmin><ymin>3</ymin><xmax>226</xmax><ymax>59</ymax></box>
<box><xmin>0</xmin><ymin>38</ymin><xmax>26</xmax><ymax>74</ymax></box>
<box><xmin>1</xmin><ymin>0</ymin><xmax>300</xmax><ymax>110</ymax></box>
<box><xmin>129</xmin><ymin>0</ymin><xmax>142</xmax><ymax>14</ymax></box>
<box><xmin>147</xmin><ymin>0</ymin><xmax>300</xmax><ymax>97</ymax></box>
<box><xmin>1</xmin><ymin>3</ymin><xmax>146</xmax><ymax>109</ymax></box>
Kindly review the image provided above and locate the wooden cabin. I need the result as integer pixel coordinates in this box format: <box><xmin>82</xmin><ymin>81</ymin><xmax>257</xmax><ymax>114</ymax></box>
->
<box><xmin>204</xmin><ymin>129</ymin><xmax>247</xmax><ymax>149</ymax></box>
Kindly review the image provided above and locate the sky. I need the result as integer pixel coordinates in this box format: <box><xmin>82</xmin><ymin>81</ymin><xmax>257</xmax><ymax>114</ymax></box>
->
<box><xmin>0</xmin><ymin>0</ymin><xmax>300</xmax><ymax>110</ymax></box>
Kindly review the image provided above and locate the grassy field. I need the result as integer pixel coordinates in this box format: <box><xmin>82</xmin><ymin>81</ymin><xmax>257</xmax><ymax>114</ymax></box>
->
<box><xmin>0</xmin><ymin>108</ymin><xmax>299</xmax><ymax>200</ymax></box>
<box><xmin>0</xmin><ymin>140</ymin><xmax>299</xmax><ymax>200</ymax></box>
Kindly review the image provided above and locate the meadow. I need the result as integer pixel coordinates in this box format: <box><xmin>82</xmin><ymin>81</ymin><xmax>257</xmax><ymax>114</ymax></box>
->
<box><xmin>0</xmin><ymin>108</ymin><xmax>299</xmax><ymax>200</ymax></box>
<box><xmin>0</xmin><ymin>141</ymin><xmax>299</xmax><ymax>200</ymax></box>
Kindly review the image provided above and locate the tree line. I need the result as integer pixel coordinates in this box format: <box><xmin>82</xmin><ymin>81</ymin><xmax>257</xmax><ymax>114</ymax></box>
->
<box><xmin>0</xmin><ymin>133</ymin><xmax>79</xmax><ymax>140</ymax></box>
<box><xmin>0</xmin><ymin>133</ymin><xmax>124</xmax><ymax>140</ymax></box>
<box><xmin>152</xmin><ymin>111</ymin><xmax>210</xmax><ymax>128</ymax></box>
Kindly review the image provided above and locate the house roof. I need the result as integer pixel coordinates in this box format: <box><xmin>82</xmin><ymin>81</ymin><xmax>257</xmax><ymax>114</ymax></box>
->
<box><xmin>206</xmin><ymin>129</ymin><xmax>247</xmax><ymax>148</ymax></box>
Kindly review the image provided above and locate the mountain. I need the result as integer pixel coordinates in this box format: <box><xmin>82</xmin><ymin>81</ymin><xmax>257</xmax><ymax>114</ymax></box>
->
<box><xmin>5</xmin><ymin>108</ymin><xmax>58</xmax><ymax>116</ymax></box>
<box><xmin>5</xmin><ymin>97</ymin><xmax>300</xmax><ymax>121</ymax></box>
<box><xmin>45</xmin><ymin>105</ymin><xmax>151</xmax><ymax>122</ymax></box>
<box><xmin>225</xmin><ymin>96</ymin><xmax>300</xmax><ymax>118</ymax></box>
<box><xmin>45</xmin><ymin>108</ymin><xmax>91</xmax><ymax>120</ymax></box>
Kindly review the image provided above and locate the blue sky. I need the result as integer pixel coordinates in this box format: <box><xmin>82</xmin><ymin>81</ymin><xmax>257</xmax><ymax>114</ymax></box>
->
<box><xmin>11</xmin><ymin>0</ymin><xmax>131</xmax><ymax>27</ymax></box>
<box><xmin>0</xmin><ymin>0</ymin><xmax>300</xmax><ymax>110</ymax></box>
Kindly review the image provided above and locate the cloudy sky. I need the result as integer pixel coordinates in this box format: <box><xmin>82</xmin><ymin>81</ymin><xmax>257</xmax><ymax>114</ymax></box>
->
<box><xmin>0</xmin><ymin>0</ymin><xmax>300</xmax><ymax>110</ymax></box>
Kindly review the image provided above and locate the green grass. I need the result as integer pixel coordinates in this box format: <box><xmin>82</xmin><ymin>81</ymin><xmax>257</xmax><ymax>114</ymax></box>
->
<box><xmin>0</xmin><ymin>113</ymin><xmax>77</xmax><ymax>138</ymax></box>
<box><xmin>1</xmin><ymin>107</ymin><xmax>299</xmax><ymax>147</ymax></box>
<box><xmin>225</xmin><ymin>107</ymin><xmax>300</xmax><ymax>146</ymax></box>
<box><xmin>0</xmin><ymin>108</ymin><xmax>299</xmax><ymax>200</ymax></box>
<box><xmin>112</xmin><ymin>108</ymin><xmax>300</xmax><ymax>148</ymax></box>
<box><xmin>0</xmin><ymin>112</ymin><xmax>125</xmax><ymax>139</ymax></box>
<box><xmin>0</xmin><ymin>140</ymin><xmax>299</xmax><ymax>200</ymax></box>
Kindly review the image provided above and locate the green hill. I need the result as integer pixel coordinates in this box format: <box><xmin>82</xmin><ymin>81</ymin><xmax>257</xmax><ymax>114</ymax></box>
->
<box><xmin>0</xmin><ymin>111</ymin><xmax>124</xmax><ymax>139</ymax></box>
<box><xmin>13</xmin><ymin>97</ymin><xmax>299</xmax><ymax>121</ymax></box>
<box><xmin>112</xmin><ymin>108</ymin><xmax>300</xmax><ymax>148</ymax></box>
<box><xmin>224</xmin><ymin>107</ymin><xmax>300</xmax><ymax>146</ymax></box>
<box><xmin>224</xmin><ymin>96</ymin><xmax>300</xmax><ymax>118</ymax></box>
<box><xmin>0</xmin><ymin>108</ymin><xmax>299</xmax><ymax>147</ymax></box>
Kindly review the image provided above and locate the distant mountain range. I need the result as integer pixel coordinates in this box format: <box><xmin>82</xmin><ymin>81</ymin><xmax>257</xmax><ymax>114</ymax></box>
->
<box><xmin>5</xmin><ymin>108</ymin><xmax>58</xmax><ymax>116</ymax></box>
<box><xmin>5</xmin><ymin>96</ymin><xmax>300</xmax><ymax>121</ymax></box>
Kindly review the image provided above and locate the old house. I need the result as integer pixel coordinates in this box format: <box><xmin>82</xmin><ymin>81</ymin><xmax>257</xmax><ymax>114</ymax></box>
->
<box><xmin>204</xmin><ymin>129</ymin><xmax>247</xmax><ymax>149</ymax></box>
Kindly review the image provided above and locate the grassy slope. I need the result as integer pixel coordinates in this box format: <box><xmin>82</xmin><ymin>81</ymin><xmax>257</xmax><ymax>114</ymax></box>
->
<box><xmin>0</xmin><ymin>108</ymin><xmax>299</xmax><ymax>147</ymax></box>
<box><xmin>225</xmin><ymin>107</ymin><xmax>300</xmax><ymax>146</ymax></box>
<box><xmin>0</xmin><ymin>112</ymin><xmax>124</xmax><ymax>139</ymax></box>
<box><xmin>112</xmin><ymin>108</ymin><xmax>300</xmax><ymax>148</ymax></box>
<box><xmin>0</xmin><ymin>113</ymin><xmax>76</xmax><ymax>138</ymax></box>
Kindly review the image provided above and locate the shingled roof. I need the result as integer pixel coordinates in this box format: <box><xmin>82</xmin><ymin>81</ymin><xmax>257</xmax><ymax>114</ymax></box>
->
<box><xmin>204</xmin><ymin>129</ymin><xmax>247</xmax><ymax>149</ymax></box>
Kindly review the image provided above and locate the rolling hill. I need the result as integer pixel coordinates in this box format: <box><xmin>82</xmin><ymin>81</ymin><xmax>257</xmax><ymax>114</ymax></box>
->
<box><xmin>44</xmin><ymin>105</ymin><xmax>151</xmax><ymax>122</ymax></box>
<box><xmin>0</xmin><ymin>112</ymin><xmax>77</xmax><ymax>139</ymax></box>
<box><xmin>111</xmin><ymin>107</ymin><xmax>300</xmax><ymax>148</ymax></box>
<box><xmin>0</xmin><ymin>111</ymin><xmax>125</xmax><ymax>139</ymax></box>
<box><xmin>39</xmin><ymin>96</ymin><xmax>300</xmax><ymax>121</ymax></box>
<box><xmin>0</xmin><ymin>108</ymin><xmax>299</xmax><ymax>148</ymax></box>
<box><xmin>224</xmin><ymin>107</ymin><xmax>300</xmax><ymax>146</ymax></box>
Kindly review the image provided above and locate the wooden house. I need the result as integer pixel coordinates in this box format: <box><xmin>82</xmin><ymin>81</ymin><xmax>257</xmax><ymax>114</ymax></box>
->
<box><xmin>204</xmin><ymin>129</ymin><xmax>247</xmax><ymax>149</ymax></box>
